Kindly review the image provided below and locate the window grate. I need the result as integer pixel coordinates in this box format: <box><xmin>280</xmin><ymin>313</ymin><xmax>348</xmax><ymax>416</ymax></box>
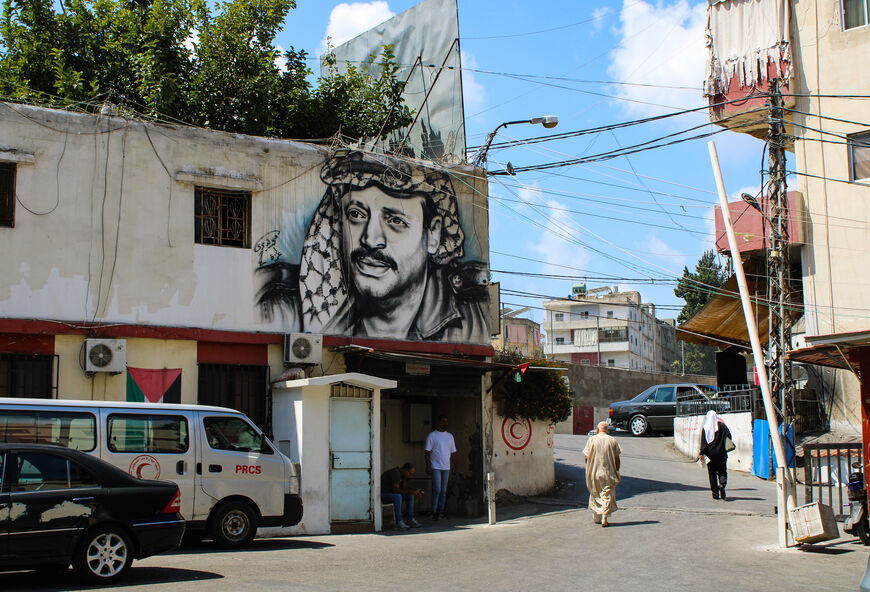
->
<box><xmin>197</xmin><ymin>364</ymin><xmax>268</xmax><ymax>433</ymax></box>
<box><xmin>330</xmin><ymin>383</ymin><xmax>373</xmax><ymax>399</ymax></box>
<box><xmin>194</xmin><ymin>186</ymin><xmax>251</xmax><ymax>248</ymax></box>
<box><xmin>0</xmin><ymin>163</ymin><xmax>15</xmax><ymax>228</ymax></box>
<box><xmin>0</xmin><ymin>353</ymin><xmax>55</xmax><ymax>398</ymax></box>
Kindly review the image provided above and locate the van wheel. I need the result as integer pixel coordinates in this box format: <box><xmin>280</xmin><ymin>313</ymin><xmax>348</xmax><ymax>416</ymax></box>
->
<box><xmin>73</xmin><ymin>526</ymin><xmax>133</xmax><ymax>583</ymax></box>
<box><xmin>210</xmin><ymin>501</ymin><xmax>257</xmax><ymax>548</ymax></box>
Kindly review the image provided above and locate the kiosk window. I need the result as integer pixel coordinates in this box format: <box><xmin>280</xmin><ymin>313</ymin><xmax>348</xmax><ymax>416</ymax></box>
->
<box><xmin>107</xmin><ymin>414</ymin><xmax>189</xmax><ymax>453</ymax></box>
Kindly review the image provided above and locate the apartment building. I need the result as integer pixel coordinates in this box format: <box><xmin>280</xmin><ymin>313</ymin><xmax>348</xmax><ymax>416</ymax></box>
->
<box><xmin>703</xmin><ymin>0</ymin><xmax>870</xmax><ymax>432</ymax></box>
<box><xmin>542</xmin><ymin>286</ymin><xmax>675</xmax><ymax>371</ymax></box>
<box><xmin>492</xmin><ymin>307</ymin><xmax>543</xmax><ymax>357</ymax></box>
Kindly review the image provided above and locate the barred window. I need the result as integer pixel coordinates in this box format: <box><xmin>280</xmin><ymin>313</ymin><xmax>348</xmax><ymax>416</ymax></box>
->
<box><xmin>0</xmin><ymin>163</ymin><xmax>15</xmax><ymax>228</ymax></box>
<box><xmin>194</xmin><ymin>186</ymin><xmax>251</xmax><ymax>248</ymax></box>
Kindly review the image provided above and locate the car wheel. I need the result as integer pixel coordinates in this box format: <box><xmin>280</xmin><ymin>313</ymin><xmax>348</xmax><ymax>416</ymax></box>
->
<box><xmin>210</xmin><ymin>501</ymin><xmax>257</xmax><ymax>548</ymax></box>
<box><xmin>629</xmin><ymin>415</ymin><xmax>649</xmax><ymax>437</ymax></box>
<box><xmin>73</xmin><ymin>526</ymin><xmax>133</xmax><ymax>583</ymax></box>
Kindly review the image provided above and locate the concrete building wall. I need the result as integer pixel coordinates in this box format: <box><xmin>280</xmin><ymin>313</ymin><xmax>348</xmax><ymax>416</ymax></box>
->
<box><xmin>492</xmin><ymin>417</ymin><xmax>554</xmax><ymax>497</ymax></box>
<box><xmin>790</xmin><ymin>0</ymin><xmax>870</xmax><ymax>340</ymax></box>
<box><xmin>674</xmin><ymin>412</ymin><xmax>753</xmax><ymax>473</ymax></box>
<box><xmin>54</xmin><ymin>335</ymin><xmax>199</xmax><ymax>403</ymax></box>
<box><xmin>565</xmin><ymin>363</ymin><xmax>715</xmax><ymax>410</ymax></box>
<box><xmin>0</xmin><ymin>104</ymin><xmax>489</xmax><ymax>342</ymax></box>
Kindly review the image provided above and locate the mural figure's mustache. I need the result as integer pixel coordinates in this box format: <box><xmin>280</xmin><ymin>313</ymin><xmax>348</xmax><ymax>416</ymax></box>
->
<box><xmin>350</xmin><ymin>247</ymin><xmax>398</xmax><ymax>270</ymax></box>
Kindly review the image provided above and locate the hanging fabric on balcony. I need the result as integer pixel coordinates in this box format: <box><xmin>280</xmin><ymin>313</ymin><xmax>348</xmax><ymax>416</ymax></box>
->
<box><xmin>703</xmin><ymin>0</ymin><xmax>792</xmax><ymax>97</ymax></box>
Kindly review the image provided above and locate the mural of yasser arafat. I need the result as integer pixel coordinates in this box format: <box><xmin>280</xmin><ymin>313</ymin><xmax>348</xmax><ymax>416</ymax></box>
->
<box><xmin>255</xmin><ymin>151</ymin><xmax>490</xmax><ymax>344</ymax></box>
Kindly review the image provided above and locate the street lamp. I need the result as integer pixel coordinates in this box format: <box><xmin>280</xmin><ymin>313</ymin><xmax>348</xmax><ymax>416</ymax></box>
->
<box><xmin>471</xmin><ymin>116</ymin><xmax>559</xmax><ymax>167</ymax></box>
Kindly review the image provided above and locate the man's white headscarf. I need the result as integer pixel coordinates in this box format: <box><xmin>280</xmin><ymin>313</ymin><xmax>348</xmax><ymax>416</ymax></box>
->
<box><xmin>702</xmin><ymin>410</ymin><xmax>720</xmax><ymax>444</ymax></box>
<box><xmin>298</xmin><ymin>151</ymin><xmax>465</xmax><ymax>333</ymax></box>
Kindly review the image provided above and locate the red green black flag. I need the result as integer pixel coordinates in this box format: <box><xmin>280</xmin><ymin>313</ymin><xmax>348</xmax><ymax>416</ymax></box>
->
<box><xmin>126</xmin><ymin>367</ymin><xmax>182</xmax><ymax>403</ymax></box>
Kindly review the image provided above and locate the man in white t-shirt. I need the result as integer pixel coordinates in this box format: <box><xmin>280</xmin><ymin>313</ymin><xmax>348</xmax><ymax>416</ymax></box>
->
<box><xmin>424</xmin><ymin>414</ymin><xmax>456</xmax><ymax>520</ymax></box>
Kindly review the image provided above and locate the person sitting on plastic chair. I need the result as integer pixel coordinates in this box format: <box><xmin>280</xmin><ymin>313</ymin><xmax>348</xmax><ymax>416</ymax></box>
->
<box><xmin>381</xmin><ymin>463</ymin><xmax>423</xmax><ymax>530</ymax></box>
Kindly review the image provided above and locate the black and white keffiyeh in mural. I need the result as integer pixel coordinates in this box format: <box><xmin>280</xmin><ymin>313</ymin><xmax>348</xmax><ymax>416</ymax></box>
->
<box><xmin>256</xmin><ymin>151</ymin><xmax>489</xmax><ymax>344</ymax></box>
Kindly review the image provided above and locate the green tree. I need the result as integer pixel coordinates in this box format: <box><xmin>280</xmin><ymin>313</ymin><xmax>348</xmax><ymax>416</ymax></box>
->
<box><xmin>493</xmin><ymin>351</ymin><xmax>573</xmax><ymax>423</ymax></box>
<box><xmin>673</xmin><ymin>250</ymin><xmax>728</xmax><ymax>375</ymax></box>
<box><xmin>0</xmin><ymin>0</ymin><xmax>412</xmax><ymax>140</ymax></box>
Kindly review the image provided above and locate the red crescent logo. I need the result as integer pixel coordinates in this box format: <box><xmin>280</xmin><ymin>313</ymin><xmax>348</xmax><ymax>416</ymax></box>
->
<box><xmin>502</xmin><ymin>417</ymin><xmax>532</xmax><ymax>450</ymax></box>
<box><xmin>129</xmin><ymin>455</ymin><xmax>161</xmax><ymax>480</ymax></box>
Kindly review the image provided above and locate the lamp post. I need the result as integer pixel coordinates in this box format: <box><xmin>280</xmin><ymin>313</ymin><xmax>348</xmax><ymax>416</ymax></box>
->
<box><xmin>471</xmin><ymin>116</ymin><xmax>559</xmax><ymax>167</ymax></box>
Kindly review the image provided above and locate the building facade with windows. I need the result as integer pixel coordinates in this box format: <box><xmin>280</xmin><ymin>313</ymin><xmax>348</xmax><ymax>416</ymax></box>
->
<box><xmin>542</xmin><ymin>287</ymin><xmax>675</xmax><ymax>372</ymax></box>
<box><xmin>491</xmin><ymin>307</ymin><xmax>543</xmax><ymax>357</ymax></box>
<box><xmin>0</xmin><ymin>103</ymin><xmax>565</xmax><ymax>533</ymax></box>
<box><xmin>702</xmin><ymin>0</ymin><xmax>870</xmax><ymax>433</ymax></box>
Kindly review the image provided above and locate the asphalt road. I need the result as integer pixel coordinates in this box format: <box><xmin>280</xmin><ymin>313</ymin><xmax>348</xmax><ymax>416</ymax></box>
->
<box><xmin>3</xmin><ymin>433</ymin><xmax>868</xmax><ymax>592</ymax></box>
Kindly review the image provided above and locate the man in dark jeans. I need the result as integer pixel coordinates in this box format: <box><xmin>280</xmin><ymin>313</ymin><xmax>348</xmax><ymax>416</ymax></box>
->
<box><xmin>381</xmin><ymin>463</ymin><xmax>423</xmax><ymax>529</ymax></box>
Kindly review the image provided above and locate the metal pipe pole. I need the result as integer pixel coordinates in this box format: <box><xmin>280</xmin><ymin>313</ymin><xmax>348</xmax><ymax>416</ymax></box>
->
<box><xmin>708</xmin><ymin>140</ymin><xmax>797</xmax><ymax>546</ymax></box>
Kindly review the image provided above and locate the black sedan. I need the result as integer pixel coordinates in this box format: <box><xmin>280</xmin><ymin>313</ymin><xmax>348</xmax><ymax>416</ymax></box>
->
<box><xmin>0</xmin><ymin>443</ymin><xmax>185</xmax><ymax>583</ymax></box>
<box><xmin>608</xmin><ymin>383</ymin><xmax>722</xmax><ymax>436</ymax></box>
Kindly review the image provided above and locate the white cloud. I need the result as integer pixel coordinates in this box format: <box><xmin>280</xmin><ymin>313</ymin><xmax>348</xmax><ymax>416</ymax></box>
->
<box><xmin>607</xmin><ymin>0</ymin><xmax>707</xmax><ymax>117</ymax></box>
<box><xmin>319</xmin><ymin>2</ymin><xmax>395</xmax><ymax>55</ymax></box>
<box><xmin>644</xmin><ymin>234</ymin><xmax>690</xmax><ymax>269</ymax></box>
<box><xmin>521</xmin><ymin>190</ymin><xmax>592</xmax><ymax>274</ymax></box>
<box><xmin>591</xmin><ymin>7</ymin><xmax>612</xmax><ymax>31</ymax></box>
<box><xmin>461</xmin><ymin>51</ymin><xmax>486</xmax><ymax>116</ymax></box>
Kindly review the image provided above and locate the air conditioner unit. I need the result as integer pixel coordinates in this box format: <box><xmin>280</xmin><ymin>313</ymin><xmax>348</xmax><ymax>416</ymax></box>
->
<box><xmin>284</xmin><ymin>333</ymin><xmax>323</xmax><ymax>365</ymax></box>
<box><xmin>84</xmin><ymin>339</ymin><xmax>127</xmax><ymax>373</ymax></box>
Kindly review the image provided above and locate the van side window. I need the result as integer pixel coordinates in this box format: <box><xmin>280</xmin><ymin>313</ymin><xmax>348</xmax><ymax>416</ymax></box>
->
<box><xmin>204</xmin><ymin>417</ymin><xmax>272</xmax><ymax>454</ymax></box>
<box><xmin>0</xmin><ymin>411</ymin><xmax>96</xmax><ymax>451</ymax></box>
<box><xmin>107</xmin><ymin>414</ymin><xmax>189</xmax><ymax>454</ymax></box>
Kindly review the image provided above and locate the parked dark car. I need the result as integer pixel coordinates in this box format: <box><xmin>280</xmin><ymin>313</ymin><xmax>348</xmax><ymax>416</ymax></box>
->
<box><xmin>0</xmin><ymin>443</ymin><xmax>185</xmax><ymax>583</ymax></box>
<box><xmin>608</xmin><ymin>383</ymin><xmax>720</xmax><ymax>436</ymax></box>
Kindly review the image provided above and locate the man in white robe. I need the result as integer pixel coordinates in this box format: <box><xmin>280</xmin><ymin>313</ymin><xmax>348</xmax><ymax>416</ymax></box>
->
<box><xmin>583</xmin><ymin>421</ymin><xmax>623</xmax><ymax>526</ymax></box>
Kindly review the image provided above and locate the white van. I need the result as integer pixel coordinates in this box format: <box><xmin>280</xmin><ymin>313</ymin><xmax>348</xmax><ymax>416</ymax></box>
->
<box><xmin>0</xmin><ymin>398</ymin><xmax>302</xmax><ymax>548</ymax></box>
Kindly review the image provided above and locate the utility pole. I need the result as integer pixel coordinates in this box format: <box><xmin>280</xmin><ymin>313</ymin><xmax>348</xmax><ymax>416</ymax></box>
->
<box><xmin>766</xmin><ymin>80</ymin><xmax>794</xmax><ymax>433</ymax></box>
<box><xmin>765</xmin><ymin>81</ymin><xmax>797</xmax><ymax>546</ymax></box>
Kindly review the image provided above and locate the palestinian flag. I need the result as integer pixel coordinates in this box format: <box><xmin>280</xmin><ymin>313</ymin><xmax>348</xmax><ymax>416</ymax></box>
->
<box><xmin>126</xmin><ymin>367</ymin><xmax>182</xmax><ymax>404</ymax></box>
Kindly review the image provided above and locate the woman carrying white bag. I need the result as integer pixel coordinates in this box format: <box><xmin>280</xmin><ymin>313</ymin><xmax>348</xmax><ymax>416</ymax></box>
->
<box><xmin>698</xmin><ymin>410</ymin><xmax>735</xmax><ymax>500</ymax></box>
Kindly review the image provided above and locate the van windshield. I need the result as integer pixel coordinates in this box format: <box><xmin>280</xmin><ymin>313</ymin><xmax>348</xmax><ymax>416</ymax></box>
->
<box><xmin>204</xmin><ymin>416</ymin><xmax>271</xmax><ymax>454</ymax></box>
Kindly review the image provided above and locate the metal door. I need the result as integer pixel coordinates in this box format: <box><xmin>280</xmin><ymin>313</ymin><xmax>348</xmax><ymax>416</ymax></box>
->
<box><xmin>329</xmin><ymin>397</ymin><xmax>372</xmax><ymax>522</ymax></box>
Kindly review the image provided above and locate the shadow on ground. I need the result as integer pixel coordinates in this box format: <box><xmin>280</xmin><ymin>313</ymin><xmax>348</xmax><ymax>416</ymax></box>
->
<box><xmin>0</xmin><ymin>566</ymin><xmax>221</xmax><ymax>590</ymax></box>
<box><xmin>172</xmin><ymin>538</ymin><xmax>334</xmax><ymax>555</ymax></box>
<box><xmin>553</xmin><ymin>462</ymin><xmax>709</xmax><ymax>505</ymax></box>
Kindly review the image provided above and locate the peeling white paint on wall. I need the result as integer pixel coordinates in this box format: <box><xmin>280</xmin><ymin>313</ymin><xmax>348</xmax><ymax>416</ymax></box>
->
<box><xmin>492</xmin><ymin>416</ymin><xmax>555</xmax><ymax>497</ymax></box>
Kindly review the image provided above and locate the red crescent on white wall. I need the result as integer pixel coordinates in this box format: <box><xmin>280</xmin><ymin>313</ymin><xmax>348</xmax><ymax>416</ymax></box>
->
<box><xmin>502</xmin><ymin>417</ymin><xmax>532</xmax><ymax>450</ymax></box>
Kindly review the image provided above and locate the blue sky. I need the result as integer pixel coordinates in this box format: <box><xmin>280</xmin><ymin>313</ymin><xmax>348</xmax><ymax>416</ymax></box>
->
<box><xmin>276</xmin><ymin>0</ymin><xmax>768</xmax><ymax>324</ymax></box>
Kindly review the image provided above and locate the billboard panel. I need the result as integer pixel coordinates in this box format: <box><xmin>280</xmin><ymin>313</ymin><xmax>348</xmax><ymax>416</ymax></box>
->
<box><xmin>326</xmin><ymin>0</ymin><xmax>465</xmax><ymax>163</ymax></box>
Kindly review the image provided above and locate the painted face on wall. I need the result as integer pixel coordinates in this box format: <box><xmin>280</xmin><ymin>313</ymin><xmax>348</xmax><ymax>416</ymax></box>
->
<box><xmin>341</xmin><ymin>186</ymin><xmax>442</xmax><ymax>302</ymax></box>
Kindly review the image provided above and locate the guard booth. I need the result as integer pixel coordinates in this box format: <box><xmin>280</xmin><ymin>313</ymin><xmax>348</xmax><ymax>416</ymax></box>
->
<box><xmin>344</xmin><ymin>352</ymin><xmax>489</xmax><ymax>519</ymax></box>
<box><xmin>270</xmin><ymin>373</ymin><xmax>397</xmax><ymax>534</ymax></box>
